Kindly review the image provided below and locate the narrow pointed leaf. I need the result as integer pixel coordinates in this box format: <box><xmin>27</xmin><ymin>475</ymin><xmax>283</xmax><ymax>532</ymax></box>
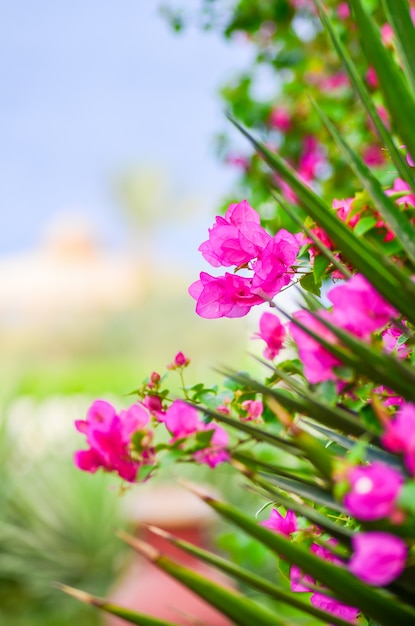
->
<box><xmin>184</xmin><ymin>489</ymin><xmax>415</xmax><ymax>625</ymax></box>
<box><xmin>239</xmin><ymin>469</ymin><xmax>352</xmax><ymax>543</ymax></box>
<box><xmin>259</xmin><ymin>473</ymin><xmax>346</xmax><ymax>514</ymax></box>
<box><xmin>314</xmin><ymin>100</ymin><xmax>415</xmax><ymax>266</ymax></box>
<box><xmin>145</xmin><ymin>525</ymin><xmax>352</xmax><ymax>626</ymax></box>
<box><xmin>195</xmin><ymin>403</ymin><xmax>302</xmax><ymax>456</ymax></box>
<box><xmin>349</xmin><ymin>0</ymin><xmax>415</xmax><ymax>162</ymax></box>
<box><xmin>224</xmin><ymin>370</ymin><xmax>372</xmax><ymax>437</ymax></box>
<box><xmin>316</xmin><ymin>0</ymin><xmax>415</xmax><ymax>192</ymax></box>
<box><xmin>383</xmin><ymin>0</ymin><xmax>415</xmax><ymax>95</ymax></box>
<box><xmin>119</xmin><ymin>532</ymin><xmax>291</xmax><ymax>626</ymax></box>
<box><xmin>232</xmin><ymin>450</ymin><xmax>324</xmax><ymax>485</ymax></box>
<box><xmin>272</xmin><ymin>189</ymin><xmax>352</xmax><ymax>278</ymax></box>
<box><xmin>301</xmin><ymin>307</ymin><xmax>415</xmax><ymax>400</ymax></box>
<box><xmin>228</xmin><ymin>116</ymin><xmax>415</xmax><ymax>325</ymax></box>
<box><xmin>302</xmin><ymin>421</ymin><xmax>405</xmax><ymax>469</ymax></box>
<box><xmin>58</xmin><ymin>584</ymin><xmax>181</xmax><ymax>626</ymax></box>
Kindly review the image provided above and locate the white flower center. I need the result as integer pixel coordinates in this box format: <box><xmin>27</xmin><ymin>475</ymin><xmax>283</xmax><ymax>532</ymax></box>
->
<box><xmin>354</xmin><ymin>477</ymin><xmax>373</xmax><ymax>495</ymax></box>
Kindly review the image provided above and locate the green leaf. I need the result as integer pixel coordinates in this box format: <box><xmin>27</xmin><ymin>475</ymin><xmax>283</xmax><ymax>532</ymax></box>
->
<box><xmin>286</xmin><ymin>306</ymin><xmax>415</xmax><ymax>402</ymax></box>
<box><xmin>313</xmin><ymin>100</ymin><xmax>415</xmax><ymax>266</ymax></box>
<box><xmin>313</xmin><ymin>253</ymin><xmax>331</xmax><ymax>283</ymax></box>
<box><xmin>119</xmin><ymin>532</ymin><xmax>291</xmax><ymax>626</ymax></box>
<box><xmin>398</xmin><ymin>481</ymin><xmax>415</xmax><ymax>514</ymax></box>
<box><xmin>316</xmin><ymin>0</ymin><xmax>415</xmax><ymax>193</ymax></box>
<box><xmin>58</xmin><ymin>584</ymin><xmax>181</xmax><ymax>626</ymax></box>
<box><xmin>300</xmin><ymin>272</ymin><xmax>321</xmax><ymax>296</ymax></box>
<box><xmin>228</xmin><ymin>116</ymin><xmax>415</xmax><ymax>325</ymax></box>
<box><xmin>348</xmin><ymin>0</ymin><xmax>415</xmax><ymax>164</ymax></box>
<box><xmin>383</xmin><ymin>0</ymin><xmax>415</xmax><ymax>95</ymax></box>
<box><xmin>272</xmin><ymin>189</ymin><xmax>352</xmax><ymax>278</ymax></box>
<box><xmin>353</xmin><ymin>215</ymin><xmax>378</xmax><ymax>237</ymax></box>
<box><xmin>258</xmin><ymin>472</ymin><xmax>346</xmax><ymax>515</ymax></box>
<box><xmin>190</xmin><ymin>491</ymin><xmax>415</xmax><ymax>625</ymax></box>
<box><xmin>195</xmin><ymin>403</ymin><xmax>303</xmax><ymax>457</ymax></box>
<box><xmin>144</xmin><ymin>526</ymin><xmax>352</xmax><ymax>626</ymax></box>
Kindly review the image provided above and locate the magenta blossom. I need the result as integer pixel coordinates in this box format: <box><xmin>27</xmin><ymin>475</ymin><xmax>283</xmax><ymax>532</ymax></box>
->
<box><xmin>254</xmin><ymin>312</ymin><xmax>286</xmax><ymax>360</ymax></box>
<box><xmin>167</xmin><ymin>351</ymin><xmax>190</xmax><ymax>369</ymax></box>
<box><xmin>142</xmin><ymin>394</ymin><xmax>166</xmax><ymax>422</ymax></box>
<box><xmin>269</xmin><ymin>106</ymin><xmax>291</xmax><ymax>132</ymax></box>
<box><xmin>289</xmin><ymin>310</ymin><xmax>342</xmax><ymax>384</ymax></box>
<box><xmin>251</xmin><ymin>229</ymin><xmax>300</xmax><ymax>298</ymax></box>
<box><xmin>165</xmin><ymin>400</ymin><xmax>201</xmax><ymax>442</ymax></box>
<box><xmin>328</xmin><ymin>274</ymin><xmax>397</xmax><ymax>340</ymax></box>
<box><xmin>343</xmin><ymin>462</ymin><xmax>403</xmax><ymax>521</ymax></box>
<box><xmin>241</xmin><ymin>399</ymin><xmax>263</xmax><ymax>422</ymax></box>
<box><xmin>198</xmin><ymin>200</ymin><xmax>270</xmax><ymax>268</ymax></box>
<box><xmin>193</xmin><ymin>422</ymin><xmax>229</xmax><ymax>468</ymax></box>
<box><xmin>261</xmin><ymin>508</ymin><xmax>297</xmax><ymax>536</ymax></box>
<box><xmin>382</xmin><ymin>326</ymin><xmax>410</xmax><ymax>359</ymax></box>
<box><xmin>189</xmin><ymin>271</ymin><xmax>264</xmax><ymax>319</ymax></box>
<box><xmin>386</xmin><ymin>177</ymin><xmax>415</xmax><ymax>207</ymax></box>
<box><xmin>337</xmin><ymin>2</ymin><xmax>350</xmax><ymax>19</ymax></box>
<box><xmin>382</xmin><ymin>403</ymin><xmax>415</xmax><ymax>474</ymax></box>
<box><xmin>366</xmin><ymin>65</ymin><xmax>378</xmax><ymax>89</ymax></box>
<box><xmin>349</xmin><ymin>532</ymin><xmax>407</xmax><ymax>586</ymax></box>
<box><xmin>290</xmin><ymin>565</ymin><xmax>315</xmax><ymax>592</ymax></box>
<box><xmin>333</xmin><ymin>196</ymin><xmax>360</xmax><ymax>228</ymax></box>
<box><xmin>310</xmin><ymin>593</ymin><xmax>359</xmax><ymax>623</ymax></box>
<box><xmin>74</xmin><ymin>400</ymin><xmax>149</xmax><ymax>482</ymax></box>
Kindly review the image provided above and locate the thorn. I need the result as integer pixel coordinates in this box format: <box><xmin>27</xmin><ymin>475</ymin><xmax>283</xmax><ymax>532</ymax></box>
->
<box><xmin>177</xmin><ymin>479</ymin><xmax>215</xmax><ymax>502</ymax></box>
<box><xmin>230</xmin><ymin>459</ymin><xmax>251</xmax><ymax>476</ymax></box>
<box><xmin>55</xmin><ymin>583</ymin><xmax>102</xmax><ymax>607</ymax></box>
<box><xmin>117</xmin><ymin>529</ymin><xmax>160</xmax><ymax>561</ymax></box>
<box><xmin>146</xmin><ymin>524</ymin><xmax>174</xmax><ymax>541</ymax></box>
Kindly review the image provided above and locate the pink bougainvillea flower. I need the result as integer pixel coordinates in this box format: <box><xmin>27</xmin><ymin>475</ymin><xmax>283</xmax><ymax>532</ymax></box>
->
<box><xmin>366</xmin><ymin>65</ymin><xmax>378</xmax><ymax>89</ymax></box>
<box><xmin>74</xmin><ymin>400</ymin><xmax>146</xmax><ymax>482</ymax></box>
<box><xmin>193</xmin><ymin>422</ymin><xmax>230</xmax><ymax>468</ymax></box>
<box><xmin>289</xmin><ymin>309</ymin><xmax>342</xmax><ymax>384</ymax></box>
<box><xmin>290</xmin><ymin>565</ymin><xmax>314</xmax><ymax>592</ymax></box>
<box><xmin>167</xmin><ymin>351</ymin><xmax>190</xmax><ymax>369</ymax></box>
<box><xmin>198</xmin><ymin>199</ymin><xmax>270</xmax><ymax>268</ymax></box>
<box><xmin>164</xmin><ymin>400</ymin><xmax>201</xmax><ymax>442</ymax></box>
<box><xmin>382</xmin><ymin>403</ymin><xmax>415</xmax><ymax>474</ymax></box>
<box><xmin>320</xmin><ymin>72</ymin><xmax>349</xmax><ymax>92</ymax></box>
<box><xmin>349</xmin><ymin>532</ymin><xmax>407</xmax><ymax>586</ymax></box>
<box><xmin>251</xmin><ymin>229</ymin><xmax>300</xmax><ymax>298</ymax></box>
<box><xmin>142</xmin><ymin>394</ymin><xmax>166</xmax><ymax>422</ymax></box>
<box><xmin>189</xmin><ymin>271</ymin><xmax>264</xmax><ymax>319</ymax></box>
<box><xmin>311</xmin><ymin>539</ymin><xmax>342</xmax><ymax>565</ymax></box>
<box><xmin>328</xmin><ymin>274</ymin><xmax>397</xmax><ymax>339</ymax></box>
<box><xmin>254</xmin><ymin>312</ymin><xmax>286</xmax><ymax>360</ymax></box>
<box><xmin>343</xmin><ymin>462</ymin><xmax>403</xmax><ymax>521</ymax></box>
<box><xmin>241</xmin><ymin>399</ymin><xmax>263</xmax><ymax>422</ymax></box>
<box><xmin>381</xmin><ymin>23</ymin><xmax>394</xmax><ymax>46</ymax></box>
<box><xmin>298</xmin><ymin>136</ymin><xmax>326</xmax><ymax>180</ymax></box>
<box><xmin>310</xmin><ymin>593</ymin><xmax>359</xmax><ymax>622</ymax></box>
<box><xmin>337</xmin><ymin>2</ymin><xmax>350</xmax><ymax>19</ymax></box>
<box><xmin>386</xmin><ymin>177</ymin><xmax>415</xmax><ymax>207</ymax></box>
<box><xmin>225</xmin><ymin>153</ymin><xmax>250</xmax><ymax>171</ymax></box>
<box><xmin>333</xmin><ymin>196</ymin><xmax>359</xmax><ymax>227</ymax></box>
<box><xmin>291</xmin><ymin>539</ymin><xmax>359</xmax><ymax>620</ymax></box>
<box><xmin>382</xmin><ymin>326</ymin><xmax>410</xmax><ymax>359</ymax></box>
<box><xmin>261</xmin><ymin>508</ymin><xmax>297</xmax><ymax>536</ymax></box>
<box><xmin>269</xmin><ymin>106</ymin><xmax>291</xmax><ymax>132</ymax></box>
<box><xmin>363</xmin><ymin>144</ymin><xmax>385</xmax><ymax>167</ymax></box>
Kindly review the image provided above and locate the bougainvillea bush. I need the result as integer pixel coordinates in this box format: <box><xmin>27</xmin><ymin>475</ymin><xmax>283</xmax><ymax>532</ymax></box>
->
<box><xmin>62</xmin><ymin>1</ymin><xmax>415</xmax><ymax>624</ymax></box>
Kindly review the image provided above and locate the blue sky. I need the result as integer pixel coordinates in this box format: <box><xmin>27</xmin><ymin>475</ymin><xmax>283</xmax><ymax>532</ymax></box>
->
<box><xmin>0</xmin><ymin>1</ymin><xmax>252</xmax><ymax>255</ymax></box>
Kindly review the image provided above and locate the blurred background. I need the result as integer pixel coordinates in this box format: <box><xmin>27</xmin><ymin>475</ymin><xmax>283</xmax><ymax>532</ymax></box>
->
<box><xmin>0</xmin><ymin>2</ymin><xmax>258</xmax><ymax>624</ymax></box>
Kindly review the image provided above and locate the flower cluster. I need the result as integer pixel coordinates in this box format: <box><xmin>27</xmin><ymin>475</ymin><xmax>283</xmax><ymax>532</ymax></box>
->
<box><xmin>74</xmin><ymin>353</ymin><xmax>229</xmax><ymax>482</ymax></box>
<box><xmin>189</xmin><ymin>200</ymin><xmax>300</xmax><ymax>318</ymax></box>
